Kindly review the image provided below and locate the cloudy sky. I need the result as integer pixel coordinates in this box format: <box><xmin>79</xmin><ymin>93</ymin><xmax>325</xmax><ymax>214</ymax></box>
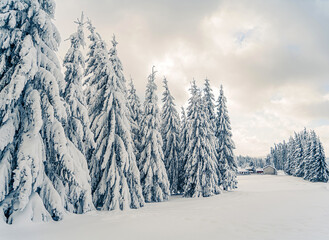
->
<box><xmin>55</xmin><ymin>0</ymin><xmax>329</xmax><ymax>157</ymax></box>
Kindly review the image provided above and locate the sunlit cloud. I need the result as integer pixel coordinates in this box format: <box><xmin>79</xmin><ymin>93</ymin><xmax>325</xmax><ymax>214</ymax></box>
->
<box><xmin>55</xmin><ymin>0</ymin><xmax>329</xmax><ymax>157</ymax></box>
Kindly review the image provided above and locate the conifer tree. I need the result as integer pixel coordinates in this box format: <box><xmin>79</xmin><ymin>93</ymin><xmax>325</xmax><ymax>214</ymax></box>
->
<box><xmin>62</xmin><ymin>13</ymin><xmax>95</xmax><ymax>160</ymax></box>
<box><xmin>295</xmin><ymin>131</ymin><xmax>307</xmax><ymax>178</ymax></box>
<box><xmin>139</xmin><ymin>67</ymin><xmax>170</xmax><ymax>202</ymax></box>
<box><xmin>127</xmin><ymin>78</ymin><xmax>143</xmax><ymax>159</ymax></box>
<box><xmin>303</xmin><ymin>132</ymin><xmax>314</xmax><ymax>180</ymax></box>
<box><xmin>87</xmin><ymin>30</ymin><xmax>144</xmax><ymax>210</ymax></box>
<box><xmin>304</xmin><ymin>133</ymin><xmax>329</xmax><ymax>182</ymax></box>
<box><xmin>284</xmin><ymin>137</ymin><xmax>295</xmax><ymax>175</ymax></box>
<box><xmin>84</xmin><ymin>20</ymin><xmax>99</xmax><ymax>107</ymax></box>
<box><xmin>178</xmin><ymin>107</ymin><xmax>188</xmax><ymax>193</ymax></box>
<box><xmin>109</xmin><ymin>35</ymin><xmax>127</xmax><ymax>92</ymax></box>
<box><xmin>161</xmin><ymin>77</ymin><xmax>181</xmax><ymax>194</ymax></box>
<box><xmin>215</xmin><ymin>85</ymin><xmax>237</xmax><ymax>190</ymax></box>
<box><xmin>0</xmin><ymin>1</ymin><xmax>93</xmax><ymax>223</ymax></box>
<box><xmin>203</xmin><ymin>78</ymin><xmax>216</xmax><ymax>128</ymax></box>
<box><xmin>183</xmin><ymin>81</ymin><xmax>220</xmax><ymax>197</ymax></box>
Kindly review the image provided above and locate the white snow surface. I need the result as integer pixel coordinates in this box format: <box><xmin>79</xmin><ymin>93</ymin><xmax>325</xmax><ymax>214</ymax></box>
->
<box><xmin>2</xmin><ymin>174</ymin><xmax>329</xmax><ymax>240</ymax></box>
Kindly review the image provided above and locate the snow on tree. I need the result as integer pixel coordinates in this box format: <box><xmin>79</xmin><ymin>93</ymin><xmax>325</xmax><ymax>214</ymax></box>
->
<box><xmin>84</xmin><ymin>20</ymin><xmax>99</xmax><ymax>107</ymax></box>
<box><xmin>203</xmin><ymin>78</ymin><xmax>216</xmax><ymax>129</ymax></box>
<box><xmin>178</xmin><ymin>106</ymin><xmax>188</xmax><ymax>193</ymax></box>
<box><xmin>62</xmin><ymin>13</ymin><xmax>95</xmax><ymax>161</ymax></box>
<box><xmin>311</xmin><ymin>137</ymin><xmax>329</xmax><ymax>182</ymax></box>
<box><xmin>215</xmin><ymin>85</ymin><xmax>237</xmax><ymax>190</ymax></box>
<box><xmin>183</xmin><ymin>81</ymin><xmax>220</xmax><ymax>197</ymax></box>
<box><xmin>304</xmin><ymin>132</ymin><xmax>329</xmax><ymax>182</ymax></box>
<box><xmin>284</xmin><ymin>137</ymin><xmax>296</xmax><ymax>175</ymax></box>
<box><xmin>139</xmin><ymin>67</ymin><xmax>170</xmax><ymax>202</ymax></box>
<box><xmin>161</xmin><ymin>77</ymin><xmax>181</xmax><ymax>194</ymax></box>
<box><xmin>270</xmin><ymin>129</ymin><xmax>328</xmax><ymax>182</ymax></box>
<box><xmin>127</xmin><ymin>78</ymin><xmax>143</xmax><ymax>160</ymax></box>
<box><xmin>0</xmin><ymin>1</ymin><xmax>93</xmax><ymax>223</ymax></box>
<box><xmin>109</xmin><ymin>35</ymin><xmax>127</xmax><ymax>92</ymax></box>
<box><xmin>88</xmin><ymin>31</ymin><xmax>144</xmax><ymax>210</ymax></box>
<box><xmin>265</xmin><ymin>154</ymin><xmax>273</xmax><ymax>167</ymax></box>
<box><xmin>295</xmin><ymin>130</ymin><xmax>307</xmax><ymax>178</ymax></box>
<box><xmin>302</xmin><ymin>132</ymin><xmax>313</xmax><ymax>181</ymax></box>
<box><xmin>109</xmin><ymin>34</ymin><xmax>141</xmax><ymax>163</ymax></box>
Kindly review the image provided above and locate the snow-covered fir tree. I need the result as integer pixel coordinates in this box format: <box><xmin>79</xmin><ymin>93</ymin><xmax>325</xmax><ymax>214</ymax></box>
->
<box><xmin>183</xmin><ymin>81</ymin><xmax>220</xmax><ymax>197</ymax></box>
<box><xmin>62</xmin><ymin>13</ymin><xmax>95</xmax><ymax>161</ymax></box>
<box><xmin>265</xmin><ymin>154</ymin><xmax>273</xmax><ymax>167</ymax></box>
<box><xmin>215</xmin><ymin>85</ymin><xmax>237</xmax><ymax>190</ymax></box>
<box><xmin>139</xmin><ymin>67</ymin><xmax>170</xmax><ymax>202</ymax></box>
<box><xmin>203</xmin><ymin>78</ymin><xmax>216</xmax><ymax>128</ymax></box>
<box><xmin>295</xmin><ymin>130</ymin><xmax>307</xmax><ymax>178</ymax></box>
<box><xmin>87</xmin><ymin>28</ymin><xmax>144</xmax><ymax>210</ymax></box>
<box><xmin>303</xmin><ymin>131</ymin><xmax>314</xmax><ymax>181</ymax></box>
<box><xmin>304</xmin><ymin>132</ymin><xmax>329</xmax><ymax>182</ymax></box>
<box><xmin>291</xmin><ymin>132</ymin><xmax>303</xmax><ymax>176</ymax></box>
<box><xmin>109</xmin><ymin>35</ymin><xmax>127</xmax><ymax>92</ymax></box>
<box><xmin>178</xmin><ymin>107</ymin><xmax>188</xmax><ymax>193</ymax></box>
<box><xmin>0</xmin><ymin>0</ymin><xmax>93</xmax><ymax>223</ymax></box>
<box><xmin>127</xmin><ymin>78</ymin><xmax>143</xmax><ymax>160</ymax></box>
<box><xmin>84</xmin><ymin>20</ymin><xmax>99</xmax><ymax>107</ymax></box>
<box><xmin>308</xmin><ymin>136</ymin><xmax>329</xmax><ymax>182</ymax></box>
<box><xmin>284</xmin><ymin>137</ymin><xmax>295</xmax><ymax>175</ymax></box>
<box><xmin>161</xmin><ymin>77</ymin><xmax>181</xmax><ymax>194</ymax></box>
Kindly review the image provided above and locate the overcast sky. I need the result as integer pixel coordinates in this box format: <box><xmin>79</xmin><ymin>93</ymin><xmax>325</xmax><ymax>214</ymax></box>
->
<box><xmin>55</xmin><ymin>0</ymin><xmax>329</xmax><ymax>157</ymax></box>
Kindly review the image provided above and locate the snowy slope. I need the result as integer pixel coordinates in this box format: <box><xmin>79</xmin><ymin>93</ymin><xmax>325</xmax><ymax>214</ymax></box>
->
<box><xmin>2</xmin><ymin>174</ymin><xmax>329</xmax><ymax>240</ymax></box>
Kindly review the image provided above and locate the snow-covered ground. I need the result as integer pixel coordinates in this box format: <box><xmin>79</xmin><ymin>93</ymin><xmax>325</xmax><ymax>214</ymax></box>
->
<box><xmin>2</xmin><ymin>174</ymin><xmax>329</xmax><ymax>240</ymax></box>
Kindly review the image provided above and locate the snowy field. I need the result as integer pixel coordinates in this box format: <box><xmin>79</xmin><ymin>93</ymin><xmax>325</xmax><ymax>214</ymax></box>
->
<box><xmin>2</xmin><ymin>174</ymin><xmax>329</xmax><ymax>240</ymax></box>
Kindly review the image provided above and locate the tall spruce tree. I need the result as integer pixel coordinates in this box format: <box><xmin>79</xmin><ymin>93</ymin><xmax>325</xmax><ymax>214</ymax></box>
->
<box><xmin>127</xmin><ymin>78</ymin><xmax>143</xmax><ymax>160</ymax></box>
<box><xmin>0</xmin><ymin>0</ymin><xmax>93</xmax><ymax>223</ymax></box>
<box><xmin>178</xmin><ymin>107</ymin><xmax>188</xmax><ymax>193</ymax></box>
<box><xmin>284</xmin><ymin>137</ymin><xmax>295</xmax><ymax>175</ymax></box>
<box><xmin>303</xmin><ymin>131</ymin><xmax>314</xmax><ymax>181</ymax></box>
<box><xmin>304</xmin><ymin>133</ymin><xmax>329</xmax><ymax>182</ymax></box>
<box><xmin>109</xmin><ymin>35</ymin><xmax>127</xmax><ymax>92</ymax></box>
<box><xmin>87</xmin><ymin>29</ymin><xmax>144</xmax><ymax>210</ymax></box>
<box><xmin>203</xmin><ymin>78</ymin><xmax>216</xmax><ymax>129</ymax></box>
<box><xmin>295</xmin><ymin>131</ymin><xmax>307</xmax><ymax>178</ymax></box>
<box><xmin>62</xmin><ymin>13</ymin><xmax>95</xmax><ymax>160</ymax></box>
<box><xmin>161</xmin><ymin>77</ymin><xmax>181</xmax><ymax>194</ymax></box>
<box><xmin>183</xmin><ymin>81</ymin><xmax>220</xmax><ymax>197</ymax></box>
<box><xmin>84</xmin><ymin>20</ymin><xmax>99</xmax><ymax>107</ymax></box>
<box><xmin>139</xmin><ymin>67</ymin><xmax>170</xmax><ymax>202</ymax></box>
<box><xmin>215</xmin><ymin>85</ymin><xmax>237</xmax><ymax>190</ymax></box>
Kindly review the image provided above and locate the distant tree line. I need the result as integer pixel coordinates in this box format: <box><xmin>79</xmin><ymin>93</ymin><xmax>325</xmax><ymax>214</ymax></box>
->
<box><xmin>237</xmin><ymin>156</ymin><xmax>266</xmax><ymax>169</ymax></box>
<box><xmin>266</xmin><ymin>129</ymin><xmax>328</xmax><ymax>182</ymax></box>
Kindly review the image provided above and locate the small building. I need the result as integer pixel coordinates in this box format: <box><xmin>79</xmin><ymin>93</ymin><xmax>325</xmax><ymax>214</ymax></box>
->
<box><xmin>245</xmin><ymin>167</ymin><xmax>255</xmax><ymax>173</ymax></box>
<box><xmin>263</xmin><ymin>166</ymin><xmax>277</xmax><ymax>175</ymax></box>
<box><xmin>238</xmin><ymin>169</ymin><xmax>251</xmax><ymax>175</ymax></box>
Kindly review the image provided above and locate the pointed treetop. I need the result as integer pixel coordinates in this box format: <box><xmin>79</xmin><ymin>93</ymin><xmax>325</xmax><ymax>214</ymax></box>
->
<box><xmin>129</xmin><ymin>76</ymin><xmax>134</xmax><ymax>88</ymax></box>
<box><xmin>86</xmin><ymin>18</ymin><xmax>96</xmax><ymax>33</ymax></box>
<box><xmin>74</xmin><ymin>12</ymin><xmax>85</xmax><ymax>28</ymax></box>
<box><xmin>190</xmin><ymin>79</ymin><xmax>198</xmax><ymax>95</ymax></box>
<box><xmin>163</xmin><ymin>76</ymin><xmax>168</xmax><ymax>86</ymax></box>
<box><xmin>151</xmin><ymin>66</ymin><xmax>157</xmax><ymax>79</ymax></box>
<box><xmin>112</xmin><ymin>34</ymin><xmax>118</xmax><ymax>47</ymax></box>
<box><xmin>162</xmin><ymin>77</ymin><xmax>170</xmax><ymax>94</ymax></box>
